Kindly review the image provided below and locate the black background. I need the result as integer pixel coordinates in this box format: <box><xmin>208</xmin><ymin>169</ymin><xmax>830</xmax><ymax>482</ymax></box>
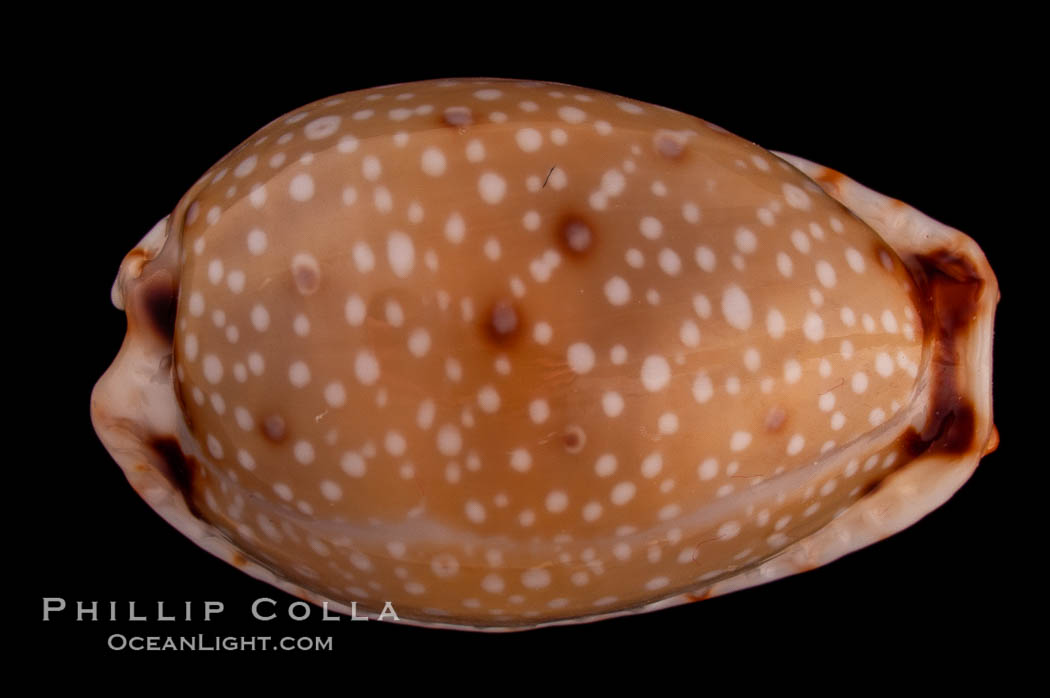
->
<box><xmin>20</xmin><ymin>18</ymin><xmax>1031</xmax><ymax>676</ymax></box>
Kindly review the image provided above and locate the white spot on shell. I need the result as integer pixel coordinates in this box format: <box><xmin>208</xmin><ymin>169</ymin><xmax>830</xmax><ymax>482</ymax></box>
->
<box><xmin>354</xmin><ymin>350</ymin><xmax>380</xmax><ymax>385</ymax></box>
<box><xmin>567</xmin><ymin>343</ymin><xmax>595</xmax><ymax>374</ymax></box>
<box><xmin>602</xmin><ymin>392</ymin><xmax>625</xmax><ymax>418</ymax></box>
<box><xmin>680</xmin><ymin>321</ymin><xmax>700</xmax><ymax>347</ymax></box>
<box><xmin>408</xmin><ymin>328</ymin><xmax>431</xmax><ymax>358</ymax></box>
<box><xmin>444</xmin><ymin>212</ymin><xmax>466</xmax><ymax>244</ymax></box>
<box><xmin>766</xmin><ymin>309</ymin><xmax>785</xmax><ymax>339</ymax></box>
<box><xmin>604</xmin><ymin>276</ymin><xmax>631</xmax><ymax>306</ymax></box>
<box><xmin>695</xmin><ymin>246</ymin><xmax>716</xmax><ymax>272</ymax></box>
<box><xmin>352</xmin><ymin>242</ymin><xmax>375</xmax><ymax>272</ymax></box>
<box><xmin>557</xmin><ymin>106</ymin><xmax>586</xmax><ymax>123</ymax></box>
<box><xmin>641</xmin><ymin>452</ymin><xmax>663</xmax><ymax>479</ymax></box>
<box><xmin>658</xmin><ymin>410</ymin><xmax>681</xmax><ymax>434</ymax></box>
<box><xmin>324</xmin><ymin>382</ymin><xmax>346</xmax><ymax>408</ymax></box>
<box><xmin>595</xmin><ymin>454</ymin><xmax>617</xmax><ymax>477</ymax></box>
<box><xmin>387</xmin><ymin>231</ymin><xmax>415</xmax><ymax>278</ymax></box>
<box><xmin>289</xmin><ymin>173</ymin><xmax>314</xmax><ymax>201</ymax></box>
<box><xmin>852</xmin><ymin>372</ymin><xmax>869</xmax><ymax>394</ymax></box>
<box><xmin>344</xmin><ymin>295</ymin><xmax>366</xmax><ymax>326</ymax></box>
<box><xmin>465</xmin><ymin>500</ymin><xmax>486</xmax><ymax>523</ymax></box>
<box><xmin>477</xmin><ymin>385</ymin><xmax>501</xmax><ymax>413</ymax></box>
<box><xmin>362</xmin><ymin>155</ymin><xmax>382</xmax><ymax>181</ymax></box>
<box><xmin>515</xmin><ymin>128</ymin><xmax>543</xmax><ymax>152</ymax></box>
<box><xmin>611</xmin><ymin>482</ymin><xmax>636</xmax><ymax>506</ymax></box>
<box><xmin>845</xmin><ymin>247</ymin><xmax>866</xmax><ymax>273</ymax></box>
<box><xmin>250</xmin><ymin>305</ymin><xmax>270</xmax><ymax>332</ymax></box>
<box><xmin>337</xmin><ymin>135</ymin><xmax>359</xmax><ymax>153</ymax></box>
<box><xmin>730</xmin><ymin>431</ymin><xmax>752</xmax><ymax>451</ymax></box>
<box><xmin>640</xmin><ymin>217</ymin><xmax>663</xmax><ymax>240</ymax></box>
<box><xmin>735</xmin><ymin>227</ymin><xmax>757</xmax><ymax>254</ymax></box>
<box><xmin>698</xmin><ymin>458</ymin><xmax>718</xmax><ymax>480</ymax></box>
<box><xmin>438</xmin><ymin>424</ymin><xmax>462</xmax><ymax>456</ymax></box>
<box><xmin>721</xmin><ymin>284</ymin><xmax>752</xmax><ymax>330</ymax></box>
<box><xmin>545</xmin><ymin>491</ymin><xmax>569</xmax><ymax>513</ymax></box>
<box><xmin>478</xmin><ymin>172</ymin><xmax>506</xmax><ymax>204</ymax></box>
<box><xmin>234</xmin><ymin>155</ymin><xmax>257</xmax><ymax>178</ymax></box>
<box><xmin>782</xmin><ymin>183</ymin><xmax>812</xmax><ymax>209</ymax></box>
<box><xmin>718</xmin><ymin>521</ymin><xmax>742</xmax><ymax>540</ymax></box>
<box><xmin>522</xmin><ymin>568</ymin><xmax>552</xmax><ymax>589</ymax></box>
<box><xmin>420</xmin><ymin>147</ymin><xmax>447</xmax><ymax>177</ymax></box>
<box><xmin>304</xmin><ymin>115</ymin><xmax>341</xmax><ymax>140</ymax></box>
<box><xmin>816</xmin><ymin>260</ymin><xmax>837</xmax><ymax>288</ymax></box>
<box><xmin>528</xmin><ymin>400</ymin><xmax>549</xmax><ymax>424</ymax></box>
<box><xmin>288</xmin><ymin>361</ymin><xmax>310</xmax><ymax>388</ymax></box>
<box><xmin>692</xmin><ymin>372</ymin><xmax>714</xmax><ymax>403</ymax></box>
<box><xmin>207</xmin><ymin>259</ymin><xmax>224</xmax><ymax>285</ymax></box>
<box><xmin>601</xmin><ymin>169</ymin><xmax>625</xmax><ymax>196</ymax></box>
<box><xmin>803</xmin><ymin>312</ymin><xmax>825</xmax><ymax>342</ymax></box>
<box><xmin>641</xmin><ymin>355</ymin><xmax>672</xmax><ymax>392</ymax></box>
<box><xmin>658</xmin><ymin>248</ymin><xmax>682</xmax><ymax>276</ymax></box>
<box><xmin>876</xmin><ymin>352</ymin><xmax>894</xmax><ymax>377</ymax></box>
<box><xmin>202</xmin><ymin>355</ymin><xmax>223</xmax><ymax>384</ymax></box>
<box><xmin>465</xmin><ymin>139</ymin><xmax>484</xmax><ymax>162</ymax></box>
<box><xmin>294</xmin><ymin>440</ymin><xmax>315</xmax><ymax>464</ymax></box>
<box><xmin>510</xmin><ymin>448</ymin><xmax>532</xmax><ymax>473</ymax></box>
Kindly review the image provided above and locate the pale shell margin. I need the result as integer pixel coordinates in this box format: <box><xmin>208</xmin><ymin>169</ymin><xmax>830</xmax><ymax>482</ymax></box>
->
<box><xmin>90</xmin><ymin>153</ymin><xmax>999</xmax><ymax>632</ymax></box>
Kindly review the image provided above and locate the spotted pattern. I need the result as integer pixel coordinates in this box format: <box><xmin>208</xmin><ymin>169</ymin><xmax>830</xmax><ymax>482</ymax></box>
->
<box><xmin>166</xmin><ymin>78</ymin><xmax>924</xmax><ymax>629</ymax></box>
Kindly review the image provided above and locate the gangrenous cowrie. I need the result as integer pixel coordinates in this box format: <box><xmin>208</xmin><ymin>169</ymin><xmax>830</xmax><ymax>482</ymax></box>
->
<box><xmin>91</xmin><ymin>78</ymin><xmax>999</xmax><ymax>631</ymax></box>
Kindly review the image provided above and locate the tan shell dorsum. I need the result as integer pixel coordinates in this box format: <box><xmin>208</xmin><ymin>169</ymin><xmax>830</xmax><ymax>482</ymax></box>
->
<box><xmin>91</xmin><ymin>78</ymin><xmax>998</xmax><ymax>631</ymax></box>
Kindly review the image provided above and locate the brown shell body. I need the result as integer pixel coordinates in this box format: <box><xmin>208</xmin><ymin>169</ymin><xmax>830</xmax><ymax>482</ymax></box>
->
<box><xmin>92</xmin><ymin>78</ymin><xmax>998</xmax><ymax>630</ymax></box>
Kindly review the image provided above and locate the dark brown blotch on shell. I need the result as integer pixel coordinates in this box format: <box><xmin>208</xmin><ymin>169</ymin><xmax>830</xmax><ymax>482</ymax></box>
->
<box><xmin>485</xmin><ymin>299</ymin><xmax>522</xmax><ymax>345</ymax></box>
<box><xmin>262</xmin><ymin>414</ymin><xmax>288</xmax><ymax>443</ymax></box>
<box><xmin>442</xmin><ymin>106</ymin><xmax>473</xmax><ymax>128</ymax></box>
<box><xmin>139</xmin><ymin>269</ymin><xmax>178</xmax><ymax>344</ymax></box>
<box><xmin>859</xmin><ymin>247</ymin><xmax>986</xmax><ymax>502</ymax></box>
<box><xmin>557</xmin><ymin>214</ymin><xmax>597</xmax><ymax>258</ymax></box>
<box><xmin>147</xmin><ymin>436</ymin><xmax>201</xmax><ymax>517</ymax></box>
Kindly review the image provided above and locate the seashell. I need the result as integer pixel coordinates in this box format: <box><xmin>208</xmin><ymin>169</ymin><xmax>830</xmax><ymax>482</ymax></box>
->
<box><xmin>91</xmin><ymin>78</ymin><xmax>999</xmax><ymax>631</ymax></box>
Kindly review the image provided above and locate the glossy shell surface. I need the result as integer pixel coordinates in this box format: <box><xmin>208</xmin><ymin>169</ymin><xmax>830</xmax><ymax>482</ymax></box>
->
<box><xmin>91</xmin><ymin>78</ymin><xmax>998</xmax><ymax>631</ymax></box>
